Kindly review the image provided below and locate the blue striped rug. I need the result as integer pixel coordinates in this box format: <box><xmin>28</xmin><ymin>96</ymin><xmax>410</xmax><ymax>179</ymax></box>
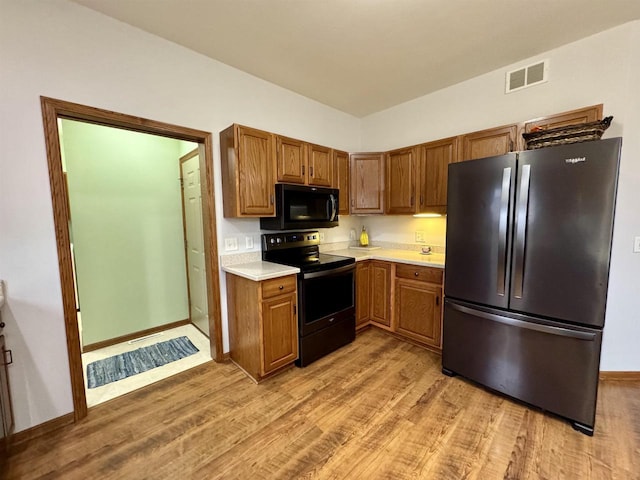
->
<box><xmin>86</xmin><ymin>336</ymin><xmax>199</xmax><ymax>389</ymax></box>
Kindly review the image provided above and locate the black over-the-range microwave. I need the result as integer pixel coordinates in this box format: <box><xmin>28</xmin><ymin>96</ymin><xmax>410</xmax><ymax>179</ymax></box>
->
<box><xmin>259</xmin><ymin>184</ymin><xmax>339</xmax><ymax>230</ymax></box>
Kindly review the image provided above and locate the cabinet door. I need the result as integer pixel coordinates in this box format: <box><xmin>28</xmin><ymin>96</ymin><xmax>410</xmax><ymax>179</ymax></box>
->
<box><xmin>237</xmin><ymin>126</ymin><xmax>275</xmax><ymax>215</ymax></box>
<box><xmin>417</xmin><ymin>137</ymin><xmax>458</xmax><ymax>212</ymax></box>
<box><xmin>350</xmin><ymin>153</ymin><xmax>384</xmax><ymax>214</ymax></box>
<box><xmin>355</xmin><ymin>261</ymin><xmax>371</xmax><ymax>328</ymax></box>
<box><xmin>523</xmin><ymin>104</ymin><xmax>603</xmax><ymax>134</ymax></box>
<box><xmin>276</xmin><ymin>135</ymin><xmax>306</xmax><ymax>184</ymax></box>
<box><xmin>262</xmin><ymin>292</ymin><xmax>298</xmax><ymax>374</ymax></box>
<box><xmin>370</xmin><ymin>261</ymin><xmax>391</xmax><ymax>328</ymax></box>
<box><xmin>385</xmin><ymin>147</ymin><xmax>417</xmax><ymax>214</ymax></box>
<box><xmin>333</xmin><ymin>150</ymin><xmax>350</xmax><ymax>215</ymax></box>
<box><xmin>308</xmin><ymin>144</ymin><xmax>333</xmax><ymax>187</ymax></box>
<box><xmin>395</xmin><ymin>278</ymin><xmax>442</xmax><ymax>349</ymax></box>
<box><xmin>460</xmin><ymin>125</ymin><xmax>517</xmax><ymax>162</ymax></box>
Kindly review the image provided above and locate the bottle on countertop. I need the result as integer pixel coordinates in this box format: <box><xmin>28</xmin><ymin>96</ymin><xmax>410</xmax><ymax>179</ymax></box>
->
<box><xmin>359</xmin><ymin>226</ymin><xmax>369</xmax><ymax>247</ymax></box>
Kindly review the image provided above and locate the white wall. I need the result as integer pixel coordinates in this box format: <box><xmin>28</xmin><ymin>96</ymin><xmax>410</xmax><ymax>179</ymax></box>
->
<box><xmin>0</xmin><ymin>0</ymin><xmax>360</xmax><ymax>432</ymax></box>
<box><xmin>361</xmin><ymin>21</ymin><xmax>640</xmax><ymax>371</ymax></box>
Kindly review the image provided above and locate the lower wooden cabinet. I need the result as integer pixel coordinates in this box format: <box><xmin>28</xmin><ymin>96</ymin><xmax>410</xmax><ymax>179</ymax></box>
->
<box><xmin>394</xmin><ymin>277</ymin><xmax>442</xmax><ymax>350</ymax></box>
<box><xmin>370</xmin><ymin>261</ymin><xmax>392</xmax><ymax>328</ymax></box>
<box><xmin>226</xmin><ymin>273</ymin><xmax>298</xmax><ymax>381</ymax></box>
<box><xmin>354</xmin><ymin>260</ymin><xmax>444</xmax><ymax>352</ymax></box>
<box><xmin>355</xmin><ymin>261</ymin><xmax>371</xmax><ymax>330</ymax></box>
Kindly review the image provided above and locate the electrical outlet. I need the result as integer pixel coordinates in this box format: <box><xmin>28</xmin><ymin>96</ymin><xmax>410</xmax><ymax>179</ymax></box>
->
<box><xmin>349</xmin><ymin>229</ymin><xmax>356</xmax><ymax>241</ymax></box>
<box><xmin>415</xmin><ymin>231</ymin><xmax>426</xmax><ymax>243</ymax></box>
<box><xmin>245</xmin><ymin>236</ymin><xmax>254</xmax><ymax>249</ymax></box>
<box><xmin>634</xmin><ymin>236</ymin><xmax>640</xmax><ymax>253</ymax></box>
<box><xmin>224</xmin><ymin>237</ymin><xmax>238</xmax><ymax>251</ymax></box>
<box><xmin>319</xmin><ymin>232</ymin><xmax>325</xmax><ymax>242</ymax></box>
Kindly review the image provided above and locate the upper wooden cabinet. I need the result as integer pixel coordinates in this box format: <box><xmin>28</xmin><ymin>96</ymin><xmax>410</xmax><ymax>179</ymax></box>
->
<box><xmin>350</xmin><ymin>153</ymin><xmax>385</xmax><ymax>214</ymax></box>
<box><xmin>220</xmin><ymin>124</ymin><xmax>275</xmax><ymax>217</ymax></box>
<box><xmin>460</xmin><ymin>124</ymin><xmax>517</xmax><ymax>162</ymax></box>
<box><xmin>275</xmin><ymin>135</ymin><xmax>306</xmax><ymax>184</ymax></box>
<box><xmin>385</xmin><ymin>147</ymin><xmax>418</xmax><ymax>214</ymax></box>
<box><xmin>417</xmin><ymin>137</ymin><xmax>459</xmax><ymax>214</ymax></box>
<box><xmin>308</xmin><ymin>143</ymin><xmax>333</xmax><ymax>187</ymax></box>
<box><xmin>333</xmin><ymin>150</ymin><xmax>350</xmax><ymax>215</ymax></box>
<box><xmin>523</xmin><ymin>104</ymin><xmax>603</xmax><ymax>133</ymax></box>
<box><xmin>275</xmin><ymin>136</ymin><xmax>333</xmax><ymax>187</ymax></box>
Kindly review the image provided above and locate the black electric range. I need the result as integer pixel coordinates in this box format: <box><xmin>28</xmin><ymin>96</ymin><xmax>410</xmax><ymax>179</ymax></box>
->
<box><xmin>262</xmin><ymin>231</ymin><xmax>356</xmax><ymax>366</ymax></box>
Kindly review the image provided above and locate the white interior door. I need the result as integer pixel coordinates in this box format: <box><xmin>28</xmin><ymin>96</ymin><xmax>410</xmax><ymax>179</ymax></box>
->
<box><xmin>181</xmin><ymin>151</ymin><xmax>209</xmax><ymax>336</ymax></box>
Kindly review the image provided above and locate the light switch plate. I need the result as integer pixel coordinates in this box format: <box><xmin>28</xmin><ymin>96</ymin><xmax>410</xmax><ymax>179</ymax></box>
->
<box><xmin>415</xmin><ymin>231</ymin><xmax>426</xmax><ymax>243</ymax></box>
<box><xmin>319</xmin><ymin>232</ymin><xmax>325</xmax><ymax>241</ymax></box>
<box><xmin>634</xmin><ymin>236</ymin><xmax>640</xmax><ymax>253</ymax></box>
<box><xmin>224</xmin><ymin>237</ymin><xmax>238</xmax><ymax>251</ymax></box>
<box><xmin>245</xmin><ymin>236</ymin><xmax>254</xmax><ymax>249</ymax></box>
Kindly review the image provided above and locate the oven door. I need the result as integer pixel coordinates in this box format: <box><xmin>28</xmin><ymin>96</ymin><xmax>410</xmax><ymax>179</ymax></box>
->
<box><xmin>299</xmin><ymin>264</ymin><xmax>355</xmax><ymax>336</ymax></box>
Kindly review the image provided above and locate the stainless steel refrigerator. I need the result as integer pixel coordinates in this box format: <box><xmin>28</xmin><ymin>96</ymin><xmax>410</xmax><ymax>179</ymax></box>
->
<box><xmin>442</xmin><ymin>137</ymin><xmax>621</xmax><ymax>436</ymax></box>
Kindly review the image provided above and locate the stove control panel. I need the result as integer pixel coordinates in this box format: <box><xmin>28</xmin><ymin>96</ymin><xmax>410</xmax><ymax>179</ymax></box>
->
<box><xmin>262</xmin><ymin>231</ymin><xmax>320</xmax><ymax>251</ymax></box>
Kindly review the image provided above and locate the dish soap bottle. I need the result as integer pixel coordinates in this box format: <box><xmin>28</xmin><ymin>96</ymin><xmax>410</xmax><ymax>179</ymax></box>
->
<box><xmin>359</xmin><ymin>226</ymin><xmax>369</xmax><ymax>247</ymax></box>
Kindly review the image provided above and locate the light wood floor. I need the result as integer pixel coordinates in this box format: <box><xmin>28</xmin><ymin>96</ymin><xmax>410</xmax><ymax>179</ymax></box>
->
<box><xmin>7</xmin><ymin>329</ymin><xmax>640</xmax><ymax>479</ymax></box>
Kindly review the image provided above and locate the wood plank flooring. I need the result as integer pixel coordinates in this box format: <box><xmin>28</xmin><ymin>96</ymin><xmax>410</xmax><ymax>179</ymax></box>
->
<box><xmin>7</xmin><ymin>329</ymin><xmax>640</xmax><ymax>479</ymax></box>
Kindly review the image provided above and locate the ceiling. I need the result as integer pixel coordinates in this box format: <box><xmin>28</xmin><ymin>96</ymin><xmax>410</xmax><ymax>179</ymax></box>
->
<box><xmin>71</xmin><ymin>0</ymin><xmax>640</xmax><ymax>117</ymax></box>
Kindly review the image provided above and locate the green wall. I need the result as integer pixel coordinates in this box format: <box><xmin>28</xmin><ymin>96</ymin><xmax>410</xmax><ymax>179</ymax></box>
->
<box><xmin>61</xmin><ymin>119</ymin><xmax>194</xmax><ymax>346</ymax></box>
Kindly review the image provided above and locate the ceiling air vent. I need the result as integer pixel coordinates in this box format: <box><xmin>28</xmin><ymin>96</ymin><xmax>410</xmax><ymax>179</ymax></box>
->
<box><xmin>505</xmin><ymin>60</ymin><xmax>548</xmax><ymax>93</ymax></box>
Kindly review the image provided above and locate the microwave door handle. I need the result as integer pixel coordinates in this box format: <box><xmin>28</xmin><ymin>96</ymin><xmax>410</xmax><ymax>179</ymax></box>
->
<box><xmin>328</xmin><ymin>194</ymin><xmax>337</xmax><ymax>221</ymax></box>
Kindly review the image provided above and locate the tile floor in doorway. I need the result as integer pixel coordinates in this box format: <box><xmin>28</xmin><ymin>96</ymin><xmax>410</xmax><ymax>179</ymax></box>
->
<box><xmin>82</xmin><ymin>324</ymin><xmax>212</xmax><ymax>407</ymax></box>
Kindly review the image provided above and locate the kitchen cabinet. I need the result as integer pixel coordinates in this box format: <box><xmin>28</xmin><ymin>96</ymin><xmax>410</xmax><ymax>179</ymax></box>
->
<box><xmin>307</xmin><ymin>143</ymin><xmax>333</xmax><ymax>187</ymax></box>
<box><xmin>519</xmin><ymin>104</ymin><xmax>603</xmax><ymax>150</ymax></box>
<box><xmin>385</xmin><ymin>147</ymin><xmax>418</xmax><ymax>214</ymax></box>
<box><xmin>394</xmin><ymin>264</ymin><xmax>443</xmax><ymax>351</ymax></box>
<box><xmin>220</xmin><ymin>124</ymin><xmax>275</xmax><ymax>217</ymax></box>
<box><xmin>226</xmin><ymin>273</ymin><xmax>298</xmax><ymax>382</ymax></box>
<box><xmin>417</xmin><ymin>137</ymin><xmax>459</xmax><ymax>214</ymax></box>
<box><xmin>350</xmin><ymin>153</ymin><xmax>385</xmax><ymax>214</ymax></box>
<box><xmin>355</xmin><ymin>261</ymin><xmax>371</xmax><ymax>329</ymax></box>
<box><xmin>333</xmin><ymin>150</ymin><xmax>350</xmax><ymax>215</ymax></box>
<box><xmin>275</xmin><ymin>137</ymin><xmax>333</xmax><ymax>187</ymax></box>
<box><xmin>370</xmin><ymin>261</ymin><xmax>392</xmax><ymax>328</ymax></box>
<box><xmin>460</xmin><ymin>124</ymin><xmax>517</xmax><ymax>162</ymax></box>
<box><xmin>275</xmin><ymin>135</ymin><xmax>307</xmax><ymax>184</ymax></box>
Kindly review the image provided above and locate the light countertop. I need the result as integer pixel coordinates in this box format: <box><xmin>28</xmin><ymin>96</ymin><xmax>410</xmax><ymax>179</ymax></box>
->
<box><xmin>330</xmin><ymin>248</ymin><xmax>445</xmax><ymax>268</ymax></box>
<box><xmin>222</xmin><ymin>248</ymin><xmax>444</xmax><ymax>282</ymax></box>
<box><xmin>222</xmin><ymin>261</ymin><xmax>300</xmax><ymax>282</ymax></box>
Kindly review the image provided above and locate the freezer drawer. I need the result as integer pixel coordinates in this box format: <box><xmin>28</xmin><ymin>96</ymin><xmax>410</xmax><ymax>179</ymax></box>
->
<box><xmin>442</xmin><ymin>299</ymin><xmax>602</xmax><ymax>433</ymax></box>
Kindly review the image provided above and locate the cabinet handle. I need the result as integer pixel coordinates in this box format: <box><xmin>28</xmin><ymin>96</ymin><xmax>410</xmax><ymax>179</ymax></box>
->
<box><xmin>279</xmin><ymin>285</ymin><xmax>284</xmax><ymax>290</ymax></box>
<box><xmin>310</xmin><ymin>166</ymin><xmax>314</xmax><ymax>177</ymax></box>
<box><xmin>414</xmin><ymin>272</ymin><xmax>419</xmax><ymax>277</ymax></box>
<box><xmin>509</xmin><ymin>140</ymin><xmax>514</xmax><ymax>152</ymax></box>
<box><xmin>4</xmin><ymin>349</ymin><xmax>12</xmax><ymax>366</ymax></box>
<box><xmin>420</xmin><ymin>195</ymin><xmax>424</xmax><ymax>205</ymax></box>
<box><xmin>351</xmin><ymin>199</ymin><xmax>354</xmax><ymax>207</ymax></box>
<box><xmin>302</xmin><ymin>165</ymin><xmax>305</xmax><ymax>176</ymax></box>
<box><xmin>270</xmin><ymin>194</ymin><xmax>274</xmax><ymax>205</ymax></box>
<box><xmin>293</xmin><ymin>305</ymin><xmax>297</xmax><ymax>315</ymax></box>
<box><xmin>410</xmin><ymin>195</ymin><xmax>414</xmax><ymax>206</ymax></box>
<box><xmin>436</xmin><ymin>297</ymin><xmax>440</xmax><ymax>306</ymax></box>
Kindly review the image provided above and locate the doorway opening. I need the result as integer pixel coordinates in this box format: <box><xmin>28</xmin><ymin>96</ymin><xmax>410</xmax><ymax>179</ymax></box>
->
<box><xmin>41</xmin><ymin>97</ymin><xmax>223</xmax><ymax>421</ymax></box>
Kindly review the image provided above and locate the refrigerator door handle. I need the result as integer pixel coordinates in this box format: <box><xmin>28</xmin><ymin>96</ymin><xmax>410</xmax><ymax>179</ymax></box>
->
<box><xmin>513</xmin><ymin>164</ymin><xmax>531</xmax><ymax>299</ymax></box>
<box><xmin>496</xmin><ymin>167</ymin><xmax>512</xmax><ymax>296</ymax></box>
<box><xmin>448</xmin><ymin>302</ymin><xmax>596</xmax><ymax>341</ymax></box>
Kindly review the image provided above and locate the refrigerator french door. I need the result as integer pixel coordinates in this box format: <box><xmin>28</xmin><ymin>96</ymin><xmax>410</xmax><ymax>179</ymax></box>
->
<box><xmin>442</xmin><ymin>138</ymin><xmax>621</xmax><ymax>435</ymax></box>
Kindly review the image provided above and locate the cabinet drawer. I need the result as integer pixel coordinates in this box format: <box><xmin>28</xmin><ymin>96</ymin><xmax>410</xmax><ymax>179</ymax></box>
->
<box><xmin>262</xmin><ymin>275</ymin><xmax>297</xmax><ymax>299</ymax></box>
<box><xmin>395</xmin><ymin>264</ymin><xmax>443</xmax><ymax>284</ymax></box>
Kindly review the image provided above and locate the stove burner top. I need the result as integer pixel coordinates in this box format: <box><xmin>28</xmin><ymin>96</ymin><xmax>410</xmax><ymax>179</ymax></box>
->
<box><xmin>262</xmin><ymin>231</ymin><xmax>355</xmax><ymax>272</ymax></box>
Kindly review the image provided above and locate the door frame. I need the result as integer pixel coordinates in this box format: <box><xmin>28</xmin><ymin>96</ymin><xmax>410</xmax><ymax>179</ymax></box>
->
<box><xmin>40</xmin><ymin>96</ymin><xmax>224</xmax><ymax>422</ymax></box>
